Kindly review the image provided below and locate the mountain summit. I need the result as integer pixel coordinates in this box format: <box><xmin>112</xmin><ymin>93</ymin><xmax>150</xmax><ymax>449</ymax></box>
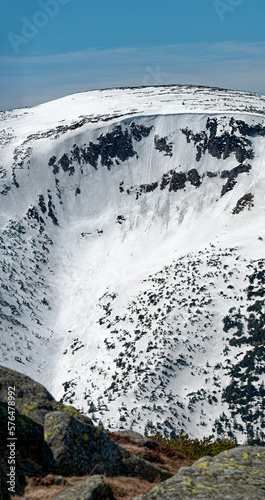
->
<box><xmin>1</xmin><ymin>85</ymin><xmax>265</xmax><ymax>443</ymax></box>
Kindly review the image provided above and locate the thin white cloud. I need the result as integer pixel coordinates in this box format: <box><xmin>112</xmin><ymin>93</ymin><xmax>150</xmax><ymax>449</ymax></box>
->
<box><xmin>1</xmin><ymin>41</ymin><xmax>265</xmax><ymax>110</ymax></box>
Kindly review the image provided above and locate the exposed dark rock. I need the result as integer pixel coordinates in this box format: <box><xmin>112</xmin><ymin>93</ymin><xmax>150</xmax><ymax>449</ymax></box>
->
<box><xmin>169</xmin><ymin>172</ymin><xmax>187</xmax><ymax>192</ymax></box>
<box><xmin>99</xmin><ymin>126</ymin><xmax>137</xmax><ymax>168</ymax></box>
<box><xmin>71</xmin><ymin>145</ymin><xmax>82</xmax><ymax>165</ymax></box>
<box><xmin>206</xmin><ymin>117</ymin><xmax>218</xmax><ymax>138</ymax></box>
<box><xmin>48</xmin><ymin>156</ymin><xmax>59</xmax><ymax>174</ymax></box>
<box><xmin>58</xmin><ymin>154</ymin><xmax>75</xmax><ymax>176</ymax></box>
<box><xmin>235</xmin><ymin>120</ymin><xmax>265</xmax><ymax>137</ymax></box>
<box><xmin>160</xmin><ymin>170</ymin><xmax>187</xmax><ymax>192</ymax></box>
<box><xmin>38</xmin><ymin>194</ymin><xmax>47</xmax><ymax>214</ymax></box>
<box><xmin>79</xmin><ymin>126</ymin><xmax>137</xmax><ymax>170</ymax></box>
<box><xmin>57</xmin><ymin>123</ymin><xmax>151</xmax><ymax>174</ymax></box>
<box><xmin>182</xmin><ymin>118</ymin><xmax>255</xmax><ymax>164</ymax></box>
<box><xmin>232</xmin><ymin>193</ymin><xmax>254</xmax><ymax>214</ymax></box>
<box><xmin>221</xmin><ymin>178</ymin><xmax>237</xmax><ymax>196</ymax></box>
<box><xmin>81</xmin><ymin>142</ymin><xmax>100</xmax><ymax>169</ymax></box>
<box><xmin>48</xmin><ymin>156</ymin><xmax>57</xmax><ymax>166</ymax></box>
<box><xmin>133</xmin><ymin>446</ymin><xmax>265</xmax><ymax>500</ymax></box>
<box><xmin>187</xmin><ymin>169</ymin><xmax>201</xmax><ymax>187</ymax></box>
<box><xmin>26</xmin><ymin>206</ymin><xmax>44</xmax><ymax>225</ymax></box>
<box><xmin>220</xmin><ymin>163</ymin><xmax>251</xmax><ymax>180</ymax></box>
<box><xmin>135</xmin><ymin>182</ymin><xmax>158</xmax><ymax>199</ymax></box>
<box><xmin>130</xmin><ymin>122</ymin><xmax>153</xmax><ymax>141</ymax></box>
<box><xmin>220</xmin><ymin>164</ymin><xmax>251</xmax><ymax>197</ymax></box>
<box><xmin>154</xmin><ymin>135</ymin><xmax>173</xmax><ymax>156</ymax></box>
<box><xmin>117</xmin><ymin>215</ymin><xmax>126</xmax><ymax>224</ymax></box>
<box><xmin>48</xmin><ymin>193</ymin><xmax>59</xmax><ymax>226</ymax></box>
<box><xmin>54</xmin><ymin>475</ymin><xmax>114</xmax><ymax>500</ymax></box>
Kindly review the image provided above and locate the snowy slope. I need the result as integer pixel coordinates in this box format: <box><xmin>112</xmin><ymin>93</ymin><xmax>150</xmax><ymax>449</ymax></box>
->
<box><xmin>1</xmin><ymin>85</ymin><xmax>265</xmax><ymax>443</ymax></box>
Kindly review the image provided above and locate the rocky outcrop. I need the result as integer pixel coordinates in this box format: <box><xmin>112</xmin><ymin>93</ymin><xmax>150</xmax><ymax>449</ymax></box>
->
<box><xmin>0</xmin><ymin>400</ymin><xmax>54</xmax><ymax>498</ymax></box>
<box><xmin>54</xmin><ymin>475</ymin><xmax>114</xmax><ymax>500</ymax></box>
<box><xmin>44</xmin><ymin>411</ymin><xmax>172</xmax><ymax>481</ymax></box>
<box><xmin>133</xmin><ymin>446</ymin><xmax>265</xmax><ymax>499</ymax></box>
<box><xmin>0</xmin><ymin>365</ymin><xmax>171</xmax><ymax>499</ymax></box>
<box><xmin>113</xmin><ymin>430</ymin><xmax>159</xmax><ymax>450</ymax></box>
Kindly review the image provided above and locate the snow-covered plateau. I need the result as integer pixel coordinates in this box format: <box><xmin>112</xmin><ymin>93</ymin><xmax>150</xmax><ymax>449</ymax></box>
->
<box><xmin>1</xmin><ymin>84</ymin><xmax>265</xmax><ymax>443</ymax></box>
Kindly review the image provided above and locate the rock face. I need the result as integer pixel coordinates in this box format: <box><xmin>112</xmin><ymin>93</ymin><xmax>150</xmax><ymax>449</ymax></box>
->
<box><xmin>54</xmin><ymin>475</ymin><xmax>114</xmax><ymax>500</ymax></box>
<box><xmin>133</xmin><ymin>446</ymin><xmax>265</xmax><ymax>499</ymax></box>
<box><xmin>0</xmin><ymin>365</ymin><xmax>93</xmax><ymax>497</ymax></box>
<box><xmin>44</xmin><ymin>411</ymin><xmax>172</xmax><ymax>481</ymax></box>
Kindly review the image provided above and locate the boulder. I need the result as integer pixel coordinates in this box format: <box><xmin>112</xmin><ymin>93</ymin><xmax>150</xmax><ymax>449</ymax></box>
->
<box><xmin>44</xmin><ymin>411</ymin><xmax>172</xmax><ymax>481</ymax></box>
<box><xmin>54</xmin><ymin>475</ymin><xmax>114</xmax><ymax>500</ymax></box>
<box><xmin>112</xmin><ymin>430</ymin><xmax>159</xmax><ymax>449</ymax></box>
<box><xmin>113</xmin><ymin>430</ymin><xmax>147</xmax><ymax>444</ymax></box>
<box><xmin>133</xmin><ymin>446</ymin><xmax>265</xmax><ymax>500</ymax></box>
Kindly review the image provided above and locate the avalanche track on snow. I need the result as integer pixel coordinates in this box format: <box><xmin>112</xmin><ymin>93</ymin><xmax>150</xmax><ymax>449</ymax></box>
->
<box><xmin>1</xmin><ymin>84</ymin><xmax>265</xmax><ymax>443</ymax></box>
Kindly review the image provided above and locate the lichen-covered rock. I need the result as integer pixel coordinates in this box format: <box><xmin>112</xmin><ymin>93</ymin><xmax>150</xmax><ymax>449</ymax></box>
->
<box><xmin>0</xmin><ymin>365</ymin><xmax>93</xmax><ymax>427</ymax></box>
<box><xmin>53</xmin><ymin>475</ymin><xmax>114</xmax><ymax>499</ymax></box>
<box><xmin>44</xmin><ymin>411</ymin><xmax>172</xmax><ymax>481</ymax></box>
<box><xmin>0</xmin><ymin>400</ymin><xmax>54</xmax><ymax>498</ymax></box>
<box><xmin>133</xmin><ymin>446</ymin><xmax>265</xmax><ymax>499</ymax></box>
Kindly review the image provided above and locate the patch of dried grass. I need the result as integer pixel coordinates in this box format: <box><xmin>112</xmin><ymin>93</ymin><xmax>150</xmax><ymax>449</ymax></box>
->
<box><xmin>103</xmin><ymin>475</ymin><xmax>159</xmax><ymax>500</ymax></box>
<box><xmin>12</xmin><ymin>474</ymin><xmax>157</xmax><ymax>500</ymax></box>
<box><xmin>11</xmin><ymin>435</ymin><xmax>194</xmax><ymax>499</ymax></box>
<box><xmin>12</xmin><ymin>475</ymin><xmax>90</xmax><ymax>500</ymax></box>
<box><xmin>107</xmin><ymin>432</ymin><xmax>195</xmax><ymax>474</ymax></box>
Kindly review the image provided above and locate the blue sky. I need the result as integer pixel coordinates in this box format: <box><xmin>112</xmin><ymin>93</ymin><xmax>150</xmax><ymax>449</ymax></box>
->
<box><xmin>0</xmin><ymin>0</ymin><xmax>265</xmax><ymax>110</ymax></box>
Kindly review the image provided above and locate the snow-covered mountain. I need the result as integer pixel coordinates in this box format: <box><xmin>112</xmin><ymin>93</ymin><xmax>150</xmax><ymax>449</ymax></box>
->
<box><xmin>1</xmin><ymin>84</ymin><xmax>265</xmax><ymax>443</ymax></box>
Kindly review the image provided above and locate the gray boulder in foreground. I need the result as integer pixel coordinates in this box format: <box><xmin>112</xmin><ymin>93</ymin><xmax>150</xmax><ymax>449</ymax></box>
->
<box><xmin>54</xmin><ymin>475</ymin><xmax>114</xmax><ymax>500</ymax></box>
<box><xmin>44</xmin><ymin>411</ymin><xmax>172</xmax><ymax>481</ymax></box>
<box><xmin>133</xmin><ymin>446</ymin><xmax>265</xmax><ymax>499</ymax></box>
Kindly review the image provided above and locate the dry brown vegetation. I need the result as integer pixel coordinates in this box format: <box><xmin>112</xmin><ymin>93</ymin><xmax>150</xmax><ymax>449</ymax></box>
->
<box><xmin>12</xmin><ymin>474</ymin><xmax>91</xmax><ymax>500</ymax></box>
<box><xmin>107</xmin><ymin>432</ymin><xmax>195</xmax><ymax>474</ymax></box>
<box><xmin>12</xmin><ymin>436</ymin><xmax>194</xmax><ymax>499</ymax></box>
<box><xmin>12</xmin><ymin>475</ymin><xmax>159</xmax><ymax>500</ymax></box>
<box><xmin>103</xmin><ymin>476</ymin><xmax>159</xmax><ymax>500</ymax></box>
